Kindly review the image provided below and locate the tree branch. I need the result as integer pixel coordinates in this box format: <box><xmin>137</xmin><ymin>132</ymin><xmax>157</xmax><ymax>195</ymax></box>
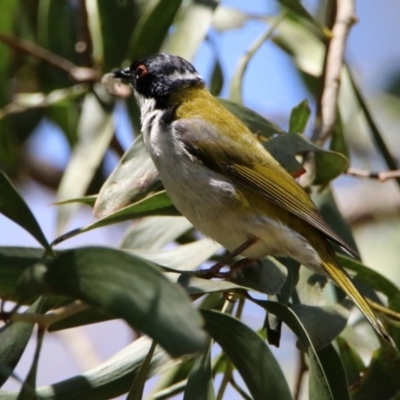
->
<box><xmin>0</xmin><ymin>32</ymin><xmax>98</xmax><ymax>82</ymax></box>
<box><xmin>312</xmin><ymin>0</ymin><xmax>357</xmax><ymax>145</ymax></box>
<box><xmin>346</xmin><ymin>168</ymin><xmax>400</xmax><ymax>182</ymax></box>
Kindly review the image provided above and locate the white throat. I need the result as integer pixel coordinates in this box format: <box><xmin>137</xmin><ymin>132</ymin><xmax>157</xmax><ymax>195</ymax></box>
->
<box><xmin>134</xmin><ymin>92</ymin><xmax>157</xmax><ymax>123</ymax></box>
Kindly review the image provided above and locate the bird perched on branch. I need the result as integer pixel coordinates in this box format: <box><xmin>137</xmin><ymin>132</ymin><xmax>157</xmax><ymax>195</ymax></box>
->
<box><xmin>112</xmin><ymin>53</ymin><xmax>391</xmax><ymax>343</ymax></box>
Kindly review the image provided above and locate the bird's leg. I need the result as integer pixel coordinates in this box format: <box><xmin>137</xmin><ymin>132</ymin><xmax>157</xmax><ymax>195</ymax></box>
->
<box><xmin>196</xmin><ymin>236</ymin><xmax>259</xmax><ymax>279</ymax></box>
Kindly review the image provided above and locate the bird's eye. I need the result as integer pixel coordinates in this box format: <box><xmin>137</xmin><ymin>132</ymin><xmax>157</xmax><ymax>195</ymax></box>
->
<box><xmin>135</xmin><ymin>64</ymin><xmax>148</xmax><ymax>78</ymax></box>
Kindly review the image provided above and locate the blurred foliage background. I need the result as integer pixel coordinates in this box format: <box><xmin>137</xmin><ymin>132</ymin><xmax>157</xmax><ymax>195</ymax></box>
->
<box><xmin>0</xmin><ymin>0</ymin><xmax>400</xmax><ymax>399</ymax></box>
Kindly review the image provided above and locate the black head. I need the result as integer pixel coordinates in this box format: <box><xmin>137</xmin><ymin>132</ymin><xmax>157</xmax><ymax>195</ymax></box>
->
<box><xmin>114</xmin><ymin>53</ymin><xmax>204</xmax><ymax>102</ymax></box>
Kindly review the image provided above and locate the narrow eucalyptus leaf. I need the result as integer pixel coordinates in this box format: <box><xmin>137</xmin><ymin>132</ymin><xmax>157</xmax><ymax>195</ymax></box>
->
<box><xmin>184</xmin><ymin>342</ymin><xmax>215</xmax><ymax>400</ymax></box>
<box><xmin>0</xmin><ymin>298</ymin><xmax>44</xmax><ymax>386</ymax></box>
<box><xmin>212</xmin><ymin>6</ymin><xmax>253</xmax><ymax>32</ymax></box>
<box><xmin>42</xmin><ymin>247</ymin><xmax>207</xmax><ymax>357</ymax></box>
<box><xmin>277</xmin><ymin>0</ymin><xmax>330</xmax><ymax>37</ymax></box>
<box><xmin>97</xmin><ymin>0</ymin><xmax>140</xmax><ymax>72</ymax></box>
<box><xmin>249</xmin><ymin>299</ymin><xmax>333</xmax><ymax>399</ymax></box>
<box><xmin>177</xmin><ymin>274</ymin><xmax>247</xmax><ymax>295</ymax></box>
<box><xmin>264</xmin><ymin>133</ymin><xmax>348</xmax><ymax>183</ymax></box>
<box><xmin>0</xmin><ymin>247</ymin><xmax>44</xmax><ymax>300</ymax></box>
<box><xmin>289</xmin><ymin>99</ymin><xmax>310</xmax><ymax>133</ymax></box>
<box><xmin>228</xmin><ymin>257</ymin><xmax>287</xmax><ymax>295</ymax></box>
<box><xmin>352</xmin><ymin>348</ymin><xmax>399</xmax><ymax>400</ymax></box>
<box><xmin>127</xmin><ymin>0</ymin><xmax>183</xmax><ymax>61</ymax></box>
<box><xmin>94</xmin><ymin>135</ymin><xmax>161</xmax><ymax>219</ymax></box>
<box><xmin>292</xmin><ymin>304</ymin><xmax>349</xmax><ymax>350</ymax></box>
<box><xmin>16</xmin><ymin>328</ymin><xmax>45</xmax><ymax>400</ymax></box>
<box><xmin>229</xmin><ymin>15</ymin><xmax>285</xmax><ymax>103</ymax></box>
<box><xmin>209</xmin><ymin>59</ymin><xmax>224</xmax><ymax>96</ymax></box>
<box><xmin>0</xmin><ymin>173</ymin><xmax>51</xmax><ymax>252</ymax></box>
<box><xmin>202</xmin><ymin>310</ymin><xmax>292</xmax><ymax>400</ymax></box>
<box><xmin>163</xmin><ymin>0</ymin><xmax>220</xmax><ymax>61</ymax></box>
<box><xmin>83</xmin><ymin>191</ymin><xmax>178</xmax><ymax>235</ymax></box>
<box><xmin>54</xmin><ymin>195</ymin><xmax>97</xmax><ymax>208</ymax></box>
<box><xmin>48</xmin><ymin>307</ymin><xmax>114</xmax><ymax>332</ymax></box>
<box><xmin>336</xmin><ymin>337</ymin><xmax>365</xmax><ymax>386</ymax></box>
<box><xmin>120</xmin><ymin>216</ymin><xmax>192</xmax><ymax>250</ymax></box>
<box><xmin>0</xmin><ymin>337</ymin><xmax>170</xmax><ymax>399</ymax></box>
<box><xmin>127</xmin><ymin>239</ymin><xmax>220</xmax><ymax>272</ymax></box>
<box><xmin>126</xmin><ymin>341</ymin><xmax>157</xmax><ymax>400</ymax></box>
<box><xmin>56</xmin><ymin>93</ymin><xmax>114</xmax><ymax>234</ymax></box>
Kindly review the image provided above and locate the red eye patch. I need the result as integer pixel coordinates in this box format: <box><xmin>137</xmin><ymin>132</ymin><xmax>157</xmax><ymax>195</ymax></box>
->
<box><xmin>136</xmin><ymin>64</ymin><xmax>148</xmax><ymax>78</ymax></box>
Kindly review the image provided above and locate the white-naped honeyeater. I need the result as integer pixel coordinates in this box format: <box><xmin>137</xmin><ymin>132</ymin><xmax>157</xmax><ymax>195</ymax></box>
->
<box><xmin>113</xmin><ymin>53</ymin><xmax>391</xmax><ymax>343</ymax></box>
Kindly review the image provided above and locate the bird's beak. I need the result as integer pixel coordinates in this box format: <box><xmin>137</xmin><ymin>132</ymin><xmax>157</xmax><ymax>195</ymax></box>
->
<box><xmin>113</xmin><ymin>68</ymin><xmax>131</xmax><ymax>83</ymax></box>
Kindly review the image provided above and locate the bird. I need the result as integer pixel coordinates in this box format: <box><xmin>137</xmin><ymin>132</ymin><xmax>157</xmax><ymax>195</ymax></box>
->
<box><xmin>112</xmin><ymin>52</ymin><xmax>391</xmax><ymax>343</ymax></box>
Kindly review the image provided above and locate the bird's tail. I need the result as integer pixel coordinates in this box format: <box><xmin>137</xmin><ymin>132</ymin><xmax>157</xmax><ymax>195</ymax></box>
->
<box><xmin>321</xmin><ymin>254</ymin><xmax>393</xmax><ymax>345</ymax></box>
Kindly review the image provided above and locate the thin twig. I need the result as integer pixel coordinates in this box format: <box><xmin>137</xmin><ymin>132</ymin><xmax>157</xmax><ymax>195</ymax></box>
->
<box><xmin>312</xmin><ymin>0</ymin><xmax>356</xmax><ymax>146</ymax></box>
<box><xmin>216</xmin><ymin>359</ymin><xmax>233</xmax><ymax>400</ymax></box>
<box><xmin>229</xmin><ymin>378</ymin><xmax>252</xmax><ymax>400</ymax></box>
<box><xmin>10</xmin><ymin>300</ymin><xmax>88</xmax><ymax>328</ymax></box>
<box><xmin>0</xmin><ymin>32</ymin><xmax>98</xmax><ymax>82</ymax></box>
<box><xmin>293</xmin><ymin>350</ymin><xmax>307</xmax><ymax>400</ymax></box>
<box><xmin>346</xmin><ymin>168</ymin><xmax>400</xmax><ymax>182</ymax></box>
<box><xmin>347</xmin><ymin>65</ymin><xmax>400</xmax><ymax>188</ymax></box>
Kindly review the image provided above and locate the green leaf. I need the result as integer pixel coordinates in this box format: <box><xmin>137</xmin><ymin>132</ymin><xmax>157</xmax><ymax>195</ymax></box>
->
<box><xmin>292</xmin><ymin>304</ymin><xmax>349</xmax><ymax>350</ymax></box>
<box><xmin>16</xmin><ymin>327</ymin><xmax>45</xmax><ymax>400</ymax></box>
<box><xmin>53</xmin><ymin>191</ymin><xmax>178</xmax><ymax>245</ymax></box>
<box><xmin>0</xmin><ymin>336</ymin><xmax>170</xmax><ymax>399</ymax></box>
<box><xmin>127</xmin><ymin>0</ymin><xmax>183</xmax><ymax>61</ymax></box>
<box><xmin>336</xmin><ymin>337</ymin><xmax>365</xmax><ymax>386</ymax></box>
<box><xmin>184</xmin><ymin>342</ymin><xmax>215</xmax><ymax>400</ymax></box>
<box><xmin>229</xmin><ymin>12</ymin><xmax>286</xmax><ymax>103</ymax></box>
<box><xmin>0</xmin><ymin>85</ymin><xmax>88</xmax><ymax>120</ymax></box>
<box><xmin>249</xmin><ymin>299</ymin><xmax>334</xmax><ymax>399</ymax></box>
<box><xmin>289</xmin><ymin>99</ymin><xmax>311</xmax><ymax>133</ymax></box>
<box><xmin>48</xmin><ymin>307</ymin><xmax>114</xmax><ymax>332</ymax></box>
<box><xmin>329</xmin><ymin>109</ymin><xmax>349</xmax><ymax>159</ymax></box>
<box><xmin>317</xmin><ymin>344</ymin><xmax>351</xmax><ymax>400</ymax></box>
<box><xmin>83</xmin><ymin>191</ymin><xmax>177</xmax><ymax>236</ymax></box>
<box><xmin>178</xmin><ymin>274</ymin><xmax>248</xmax><ymax>296</ymax></box>
<box><xmin>228</xmin><ymin>257</ymin><xmax>287</xmax><ymax>295</ymax></box>
<box><xmin>55</xmin><ymin>93</ymin><xmax>114</xmax><ymax>234</ymax></box>
<box><xmin>201</xmin><ymin>310</ymin><xmax>292</xmax><ymax>400</ymax></box>
<box><xmin>18</xmin><ymin>247</ymin><xmax>207</xmax><ymax>357</ymax></box>
<box><xmin>94</xmin><ymin>134</ymin><xmax>161</xmax><ymax>219</ymax></box>
<box><xmin>211</xmin><ymin>5</ymin><xmax>254</xmax><ymax>32</ymax></box>
<box><xmin>218</xmin><ymin>98</ymin><xmax>284</xmax><ymax>137</ymax></box>
<box><xmin>209</xmin><ymin>58</ymin><xmax>224</xmax><ymax>96</ymax></box>
<box><xmin>277</xmin><ymin>0</ymin><xmax>330</xmax><ymax>37</ymax></box>
<box><xmin>264</xmin><ymin>133</ymin><xmax>348</xmax><ymax>183</ymax></box>
<box><xmin>272</xmin><ymin>15</ymin><xmax>324</xmax><ymax>78</ymax></box>
<box><xmin>163</xmin><ymin>0</ymin><xmax>220</xmax><ymax>61</ymax></box>
<box><xmin>0</xmin><ymin>173</ymin><xmax>51</xmax><ymax>252</ymax></box>
<box><xmin>120</xmin><ymin>216</ymin><xmax>192</xmax><ymax>250</ymax></box>
<box><xmin>0</xmin><ymin>298</ymin><xmax>44</xmax><ymax>386</ymax></box>
<box><xmin>54</xmin><ymin>195</ymin><xmax>97</xmax><ymax>207</ymax></box>
<box><xmin>97</xmin><ymin>0</ymin><xmax>140</xmax><ymax>72</ymax></box>
<box><xmin>126</xmin><ymin>341</ymin><xmax>157</xmax><ymax>400</ymax></box>
<box><xmin>352</xmin><ymin>347</ymin><xmax>400</xmax><ymax>400</ymax></box>
<box><xmin>0</xmin><ymin>247</ymin><xmax>44</xmax><ymax>300</ymax></box>
<box><xmin>128</xmin><ymin>239</ymin><xmax>220</xmax><ymax>272</ymax></box>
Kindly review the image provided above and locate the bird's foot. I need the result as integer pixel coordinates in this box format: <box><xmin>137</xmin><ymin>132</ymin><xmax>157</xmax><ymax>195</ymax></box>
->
<box><xmin>196</xmin><ymin>257</ymin><xmax>258</xmax><ymax>280</ymax></box>
<box><xmin>195</xmin><ymin>237</ymin><xmax>259</xmax><ymax>279</ymax></box>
